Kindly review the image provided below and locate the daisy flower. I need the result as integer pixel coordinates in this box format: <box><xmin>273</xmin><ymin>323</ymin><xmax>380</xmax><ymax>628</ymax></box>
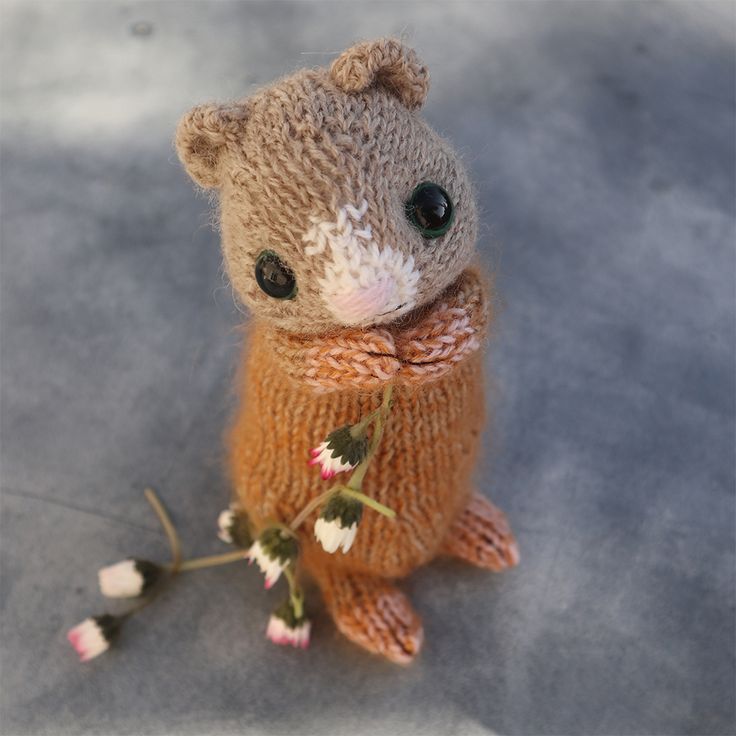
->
<box><xmin>309</xmin><ymin>425</ymin><xmax>368</xmax><ymax>480</ymax></box>
<box><xmin>67</xmin><ymin>615</ymin><xmax>121</xmax><ymax>662</ymax></box>
<box><xmin>314</xmin><ymin>493</ymin><xmax>363</xmax><ymax>554</ymax></box>
<box><xmin>266</xmin><ymin>600</ymin><xmax>311</xmax><ymax>649</ymax></box>
<box><xmin>98</xmin><ymin>559</ymin><xmax>161</xmax><ymax>598</ymax></box>
<box><xmin>247</xmin><ymin>527</ymin><xmax>298</xmax><ymax>589</ymax></box>
<box><xmin>217</xmin><ymin>505</ymin><xmax>253</xmax><ymax>548</ymax></box>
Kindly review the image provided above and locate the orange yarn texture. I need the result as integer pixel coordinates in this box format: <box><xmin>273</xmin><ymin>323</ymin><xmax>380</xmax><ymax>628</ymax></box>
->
<box><xmin>227</xmin><ymin>268</ymin><xmax>517</xmax><ymax>662</ymax></box>
<box><xmin>228</xmin><ymin>269</ymin><xmax>487</xmax><ymax>577</ymax></box>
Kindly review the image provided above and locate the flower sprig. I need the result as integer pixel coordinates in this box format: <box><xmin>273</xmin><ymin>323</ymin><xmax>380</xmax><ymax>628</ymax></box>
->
<box><xmin>218</xmin><ymin>384</ymin><xmax>397</xmax><ymax>647</ymax></box>
<box><xmin>67</xmin><ymin>384</ymin><xmax>397</xmax><ymax>660</ymax></box>
<box><xmin>67</xmin><ymin>490</ymin><xmax>250</xmax><ymax>662</ymax></box>
<box><xmin>305</xmin><ymin>383</ymin><xmax>396</xmax><ymax>554</ymax></box>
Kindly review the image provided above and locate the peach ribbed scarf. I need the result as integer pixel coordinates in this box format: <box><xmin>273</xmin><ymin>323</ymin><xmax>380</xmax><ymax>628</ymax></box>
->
<box><xmin>265</xmin><ymin>268</ymin><xmax>490</xmax><ymax>392</ymax></box>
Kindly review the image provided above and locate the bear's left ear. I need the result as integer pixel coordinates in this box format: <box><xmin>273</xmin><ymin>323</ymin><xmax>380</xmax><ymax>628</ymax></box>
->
<box><xmin>175</xmin><ymin>102</ymin><xmax>249</xmax><ymax>189</ymax></box>
<box><xmin>329</xmin><ymin>38</ymin><xmax>430</xmax><ymax>110</ymax></box>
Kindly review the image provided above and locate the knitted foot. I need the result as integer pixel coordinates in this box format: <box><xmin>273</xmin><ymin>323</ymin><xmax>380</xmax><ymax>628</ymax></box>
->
<box><xmin>441</xmin><ymin>494</ymin><xmax>519</xmax><ymax>571</ymax></box>
<box><xmin>318</xmin><ymin>571</ymin><xmax>424</xmax><ymax>664</ymax></box>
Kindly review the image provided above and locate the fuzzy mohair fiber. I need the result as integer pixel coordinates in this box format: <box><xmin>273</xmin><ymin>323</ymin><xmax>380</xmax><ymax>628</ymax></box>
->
<box><xmin>176</xmin><ymin>38</ymin><xmax>518</xmax><ymax>663</ymax></box>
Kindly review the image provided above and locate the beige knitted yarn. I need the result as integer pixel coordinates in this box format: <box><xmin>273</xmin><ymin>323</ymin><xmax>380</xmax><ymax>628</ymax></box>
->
<box><xmin>176</xmin><ymin>38</ymin><xmax>518</xmax><ymax>663</ymax></box>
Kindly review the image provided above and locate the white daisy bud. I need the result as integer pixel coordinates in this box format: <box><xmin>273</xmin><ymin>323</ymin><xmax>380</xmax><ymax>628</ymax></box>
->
<box><xmin>217</xmin><ymin>505</ymin><xmax>253</xmax><ymax>548</ymax></box>
<box><xmin>309</xmin><ymin>425</ymin><xmax>368</xmax><ymax>480</ymax></box>
<box><xmin>98</xmin><ymin>559</ymin><xmax>161</xmax><ymax>598</ymax></box>
<box><xmin>266</xmin><ymin>600</ymin><xmax>311</xmax><ymax>649</ymax></box>
<box><xmin>247</xmin><ymin>528</ymin><xmax>298</xmax><ymax>590</ymax></box>
<box><xmin>314</xmin><ymin>494</ymin><xmax>363</xmax><ymax>554</ymax></box>
<box><xmin>67</xmin><ymin>614</ymin><xmax>121</xmax><ymax>662</ymax></box>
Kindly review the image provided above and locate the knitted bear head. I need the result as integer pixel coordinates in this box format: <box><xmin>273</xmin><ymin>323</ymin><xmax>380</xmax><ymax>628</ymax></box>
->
<box><xmin>176</xmin><ymin>38</ymin><xmax>478</xmax><ymax>335</ymax></box>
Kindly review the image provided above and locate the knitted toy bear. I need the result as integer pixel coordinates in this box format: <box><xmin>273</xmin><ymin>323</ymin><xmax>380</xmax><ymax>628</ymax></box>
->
<box><xmin>175</xmin><ymin>38</ymin><xmax>518</xmax><ymax>663</ymax></box>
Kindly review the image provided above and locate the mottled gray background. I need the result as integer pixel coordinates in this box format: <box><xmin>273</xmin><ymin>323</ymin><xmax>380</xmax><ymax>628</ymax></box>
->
<box><xmin>1</xmin><ymin>2</ymin><xmax>734</xmax><ymax>735</ymax></box>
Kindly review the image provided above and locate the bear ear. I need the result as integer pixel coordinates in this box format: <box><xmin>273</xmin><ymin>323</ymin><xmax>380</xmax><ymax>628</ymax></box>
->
<box><xmin>329</xmin><ymin>38</ymin><xmax>430</xmax><ymax>110</ymax></box>
<box><xmin>175</xmin><ymin>102</ymin><xmax>249</xmax><ymax>189</ymax></box>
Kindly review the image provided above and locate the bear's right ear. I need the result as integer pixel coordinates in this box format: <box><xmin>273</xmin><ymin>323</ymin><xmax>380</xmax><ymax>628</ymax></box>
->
<box><xmin>330</xmin><ymin>38</ymin><xmax>429</xmax><ymax>110</ymax></box>
<box><xmin>175</xmin><ymin>102</ymin><xmax>249</xmax><ymax>189</ymax></box>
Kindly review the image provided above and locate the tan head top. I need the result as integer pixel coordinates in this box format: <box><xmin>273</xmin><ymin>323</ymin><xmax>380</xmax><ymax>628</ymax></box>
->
<box><xmin>176</xmin><ymin>38</ymin><xmax>479</xmax><ymax>335</ymax></box>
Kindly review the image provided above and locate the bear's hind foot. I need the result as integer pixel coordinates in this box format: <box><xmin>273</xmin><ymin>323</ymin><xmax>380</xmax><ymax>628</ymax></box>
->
<box><xmin>316</xmin><ymin>570</ymin><xmax>423</xmax><ymax>664</ymax></box>
<box><xmin>441</xmin><ymin>493</ymin><xmax>519</xmax><ymax>571</ymax></box>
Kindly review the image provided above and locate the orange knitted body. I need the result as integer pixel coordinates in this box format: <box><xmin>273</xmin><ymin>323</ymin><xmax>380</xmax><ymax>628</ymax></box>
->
<box><xmin>224</xmin><ymin>267</ymin><xmax>518</xmax><ymax>662</ymax></box>
<box><xmin>227</xmin><ymin>319</ymin><xmax>484</xmax><ymax>580</ymax></box>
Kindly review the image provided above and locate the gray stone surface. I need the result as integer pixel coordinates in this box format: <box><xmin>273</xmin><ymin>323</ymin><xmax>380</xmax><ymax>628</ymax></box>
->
<box><xmin>1</xmin><ymin>2</ymin><xmax>734</xmax><ymax>734</ymax></box>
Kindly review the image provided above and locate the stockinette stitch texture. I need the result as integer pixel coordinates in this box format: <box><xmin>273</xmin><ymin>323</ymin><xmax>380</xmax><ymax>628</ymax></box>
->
<box><xmin>176</xmin><ymin>38</ymin><xmax>518</xmax><ymax>664</ymax></box>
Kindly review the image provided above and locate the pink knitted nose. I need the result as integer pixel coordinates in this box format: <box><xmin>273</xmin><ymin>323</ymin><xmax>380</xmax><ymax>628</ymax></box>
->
<box><xmin>326</xmin><ymin>278</ymin><xmax>397</xmax><ymax>324</ymax></box>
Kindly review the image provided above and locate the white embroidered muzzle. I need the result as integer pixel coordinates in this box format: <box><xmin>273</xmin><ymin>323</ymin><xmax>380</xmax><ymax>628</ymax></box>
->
<box><xmin>302</xmin><ymin>201</ymin><xmax>420</xmax><ymax>326</ymax></box>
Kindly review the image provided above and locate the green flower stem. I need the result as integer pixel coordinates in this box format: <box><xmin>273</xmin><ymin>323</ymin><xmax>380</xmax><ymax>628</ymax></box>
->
<box><xmin>110</xmin><ymin>489</ymin><xmax>181</xmax><ymax>622</ymax></box>
<box><xmin>350</xmin><ymin>407</ymin><xmax>381</xmax><ymax>436</ymax></box>
<box><xmin>283</xmin><ymin>566</ymin><xmax>304</xmax><ymax>619</ymax></box>
<box><xmin>165</xmin><ymin>550</ymin><xmax>248</xmax><ymax>572</ymax></box>
<box><xmin>268</xmin><ymin>520</ymin><xmax>298</xmax><ymax>539</ymax></box>
<box><xmin>289</xmin><ymin>487</ymin><xmax>339</xmax><ymax>532</ymax></box>
<box><xmin>95</xmin><ymin>491</ymin><xmax>250</xmax><ymax>628</ymax></box>
<box><xmin>347</xmin><ymin>383</ymin><xmax>394</xmax><ymax>492</ymax></box>
<box><xmin>288</xmin><ymin>384</ymin><xmax>396</xmax><ymax>532</ymax></box>
<box><xmin>145</xmin><ymin>488</ymin><xmax>248</xmax><ymax>573</ymax></box>
<box><xmin>340</xmin><ymin>487</ymin><xmax>396</xmax><ymax>519</ymax></box>
<box><xmin>145</xmin><ymin>487</ymin><xmax>182</xmax><ymax>572</ymax></box>
<box><xmin>121</xmin><ymin>550</ymin><xmax>249</xmax><ymax>620</ymax></box>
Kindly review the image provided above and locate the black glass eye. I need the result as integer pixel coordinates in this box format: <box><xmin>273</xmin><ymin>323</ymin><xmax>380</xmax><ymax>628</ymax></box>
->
<box><xmin>405</xmin><ymin>182</ymin><xmax>454</xmax><ymax>239</ymax></box>
<box><xmin>254</xmin><ymin>250</ymin><xmax>297</xmax><ymax>300</ymax></box>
